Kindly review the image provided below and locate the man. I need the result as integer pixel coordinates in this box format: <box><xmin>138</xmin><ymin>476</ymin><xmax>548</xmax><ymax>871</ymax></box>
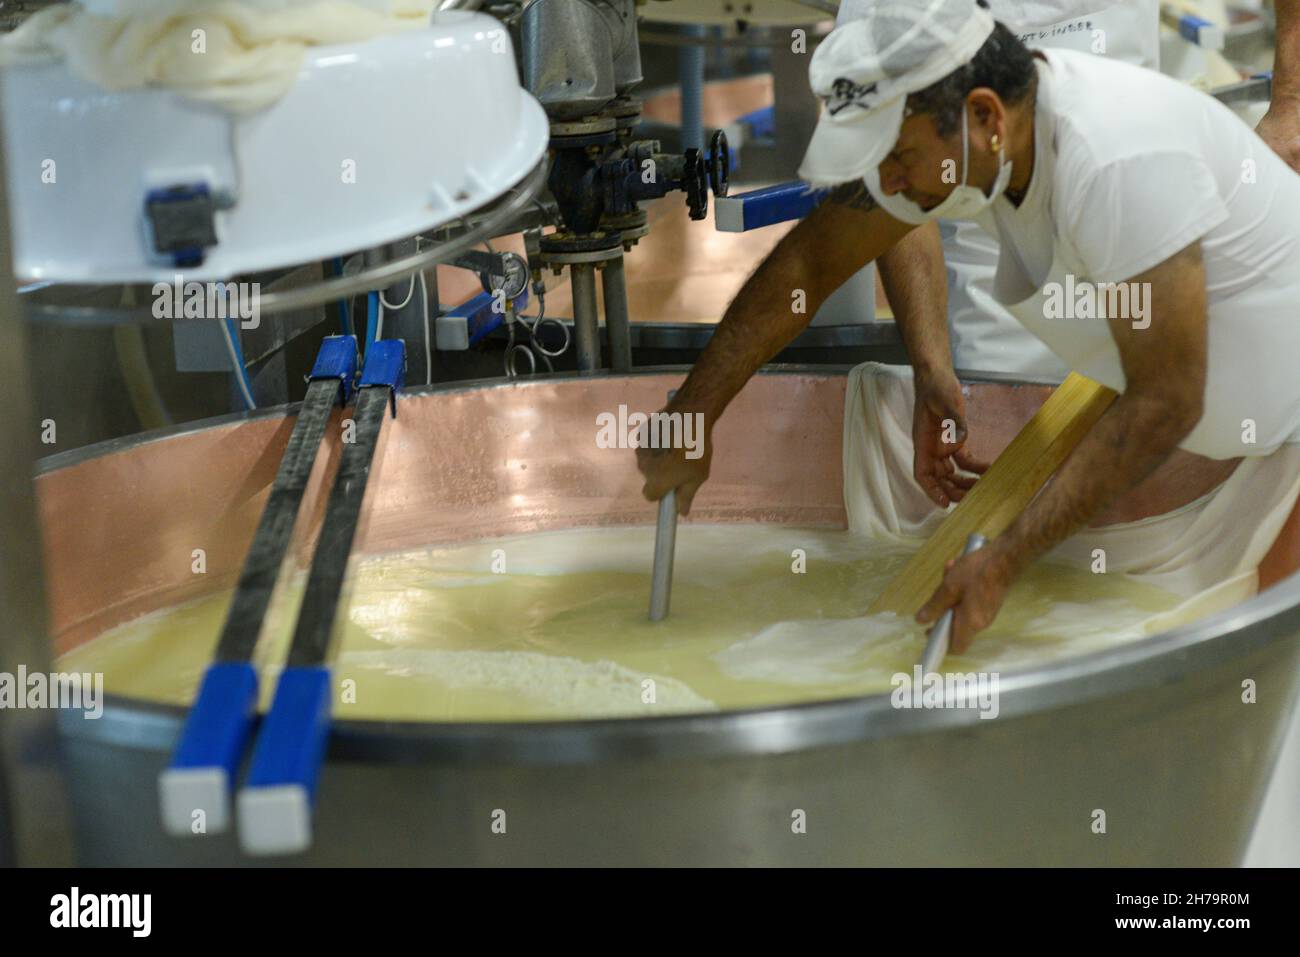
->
<box><xmin>850</xmin><ymin>0</ymin><xmax>1159</xmax><ymax>382</ymax></box>
<box><xmin>636</xmin><ymin>0</ymin><xmax>1300</xmax><ymax>649</ymax></box>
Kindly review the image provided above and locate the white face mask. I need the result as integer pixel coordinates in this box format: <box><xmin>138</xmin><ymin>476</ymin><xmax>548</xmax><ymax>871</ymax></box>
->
<box><xmin>864</xmin><ymin>106</ymin><xmax>1013</xmax><ymax>224</ymax></box>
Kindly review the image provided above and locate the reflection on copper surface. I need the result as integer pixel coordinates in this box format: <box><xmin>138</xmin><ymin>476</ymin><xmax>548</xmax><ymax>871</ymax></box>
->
<box><xmin>40</xmin><ymin>373</ymin><xmax>846</xmax><ymax>653</ymax></box>
<box><xmin>38</xmin><ymin>373</ymin><xmax>1289</xmax><ymax>656</ymax></box>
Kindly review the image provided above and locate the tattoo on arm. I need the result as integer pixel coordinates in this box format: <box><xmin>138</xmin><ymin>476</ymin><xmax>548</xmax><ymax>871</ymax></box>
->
<box><xmin>822</xmin><ymin>179</ymin><xmax>877</xmax><ymax>212</ymax></box>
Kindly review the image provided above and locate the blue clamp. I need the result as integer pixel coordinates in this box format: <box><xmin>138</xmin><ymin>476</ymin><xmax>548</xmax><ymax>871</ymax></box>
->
<box><xmin>444</xmin><ymin>288</ymin><xmax>530</xmax><ymax>349</ymax></box>
<box><xmin>1174</xmin><ymin>13</ymin><xmax>1224</xmax><ymax>50</ymax></box>
<box><xmin>308</xmin><ymin>335</ymin><xmax>359</xmax><ymax>405</ymax></box>
<box><xmin>360</xmin><ymin>339</ymin><xmax>406</xmax><ymax>417</ymax></box>
<box><xmin>737</xmin><ymin>104</ymin><xmax>775</xmax><ymax>145</ymax></box>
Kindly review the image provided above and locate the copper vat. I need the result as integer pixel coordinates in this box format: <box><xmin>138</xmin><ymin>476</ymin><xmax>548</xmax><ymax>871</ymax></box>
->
<box><xmin>37</xmin><ymin>369</ymin><xmax>1300</xmax><ymax>865</ymax></box>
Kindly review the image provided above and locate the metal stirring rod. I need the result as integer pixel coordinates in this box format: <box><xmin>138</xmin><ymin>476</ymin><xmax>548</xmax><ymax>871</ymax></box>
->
<box><xmin>917</xmin><ymin>533</ymin><xmax>987</xmax><ymax>673</ymax></box>
<box><xmin>649</xmin><ymin>389</ymin><xmax>679</xmax><ymax>621</ymax></box>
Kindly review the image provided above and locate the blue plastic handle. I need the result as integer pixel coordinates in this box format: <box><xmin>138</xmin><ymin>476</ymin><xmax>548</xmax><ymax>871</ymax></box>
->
<box><xmin>170</xmin><ymin>661</ymin><xmax>259</xmax><ymax>777</ymax></box>
<box><xmin>714</xmin><ymin>181</ymin><xmax>821</xmax><ymax>232</ymax></box>
<box><xmin>244</xmin><ymin>666</ymin><xmax>332</xmax><ymax>800</ymax></box>
<box><xmin>159</xmin><ymin>661</ymin><xmax>259</xmax><ymax>835</ymax></box>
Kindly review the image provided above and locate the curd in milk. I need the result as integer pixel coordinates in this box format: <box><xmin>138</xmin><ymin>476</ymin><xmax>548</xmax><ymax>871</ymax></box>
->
<box><xmin>59</xmin><ymin>525</ymin><xmax>1182</xmax><ymax>721</ymax></box>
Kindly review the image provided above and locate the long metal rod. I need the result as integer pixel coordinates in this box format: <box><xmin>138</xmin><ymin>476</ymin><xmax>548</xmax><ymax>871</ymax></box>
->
<box><xmin>649</xmin><ymin>490</ymin><xmax>678</xmax><ymax>622</ymax></box>
<box><xmin>601</xmin><ymin>255</ymin><xmax>632</xmax><ymax>373</ymax></box>
<box><xmin>917</xmin><ymin>533</ymin><xmax>987</xmax><ymax>673</ymax></box>
<box><xmin>649</xmin><ymin>388</ymin><xmax>680</xmax><ymax>622</ymax></box>
<box><xmin>571</xmin><ymin>263</ymin><xmax>602</xmax><ymax>374</ymax></box>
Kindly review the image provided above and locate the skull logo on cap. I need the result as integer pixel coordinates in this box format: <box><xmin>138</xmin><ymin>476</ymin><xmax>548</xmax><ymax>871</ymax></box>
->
<box><xmin>825</xmin><ymin>77</ymin><xmax>879</xmax><ymax>116</ymax></box>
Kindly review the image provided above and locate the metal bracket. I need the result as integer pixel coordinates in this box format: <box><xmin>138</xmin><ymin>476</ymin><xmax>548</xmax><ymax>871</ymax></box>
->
<box><xmin>144</xmin><ymin>184</ymin><xmax>219</xmax><ymax>268</ymax></box>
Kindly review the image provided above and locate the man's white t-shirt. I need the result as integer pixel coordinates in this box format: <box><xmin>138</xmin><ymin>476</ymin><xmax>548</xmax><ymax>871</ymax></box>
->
<box><xmin>939</xmin><ymin>0</ymin><xmax>1160</xmax><ymax>379</ymax></box>
<box><xmin>836</xmin><ymin>0</ymin><xmax>1162</xmax><ymax>377</ymax></box>
<box><xmin>974</xmin><ymin>48</ymin><xmax>1300</xmax><ymax>459</ymax></box>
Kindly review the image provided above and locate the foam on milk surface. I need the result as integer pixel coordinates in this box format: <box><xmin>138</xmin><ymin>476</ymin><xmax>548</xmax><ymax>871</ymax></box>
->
<box><xmin>59</xmin><ymin>525</ymin><xmax>1180</xmax><ymax>721</ymax></box>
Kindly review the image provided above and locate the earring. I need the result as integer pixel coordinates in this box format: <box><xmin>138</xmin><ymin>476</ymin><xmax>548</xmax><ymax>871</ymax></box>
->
<box><xmin>990</xmin><ymin>133</ymin><xmax>1002</xmax><ymax>152</ymax></box>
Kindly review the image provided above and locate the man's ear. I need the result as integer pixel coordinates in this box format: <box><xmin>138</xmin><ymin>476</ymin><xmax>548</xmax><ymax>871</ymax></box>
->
<box><xmin>966</xmin><ymin>89</ymin><xmax>1004</xmax><ymax>146</ymax></box>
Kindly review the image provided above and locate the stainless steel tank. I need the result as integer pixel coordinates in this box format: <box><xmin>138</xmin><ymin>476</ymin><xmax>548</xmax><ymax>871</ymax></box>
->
<box><xmin>38</xmin><ymin>369</ymin><xmax>1300</xmax><ymax>865</ymax></box>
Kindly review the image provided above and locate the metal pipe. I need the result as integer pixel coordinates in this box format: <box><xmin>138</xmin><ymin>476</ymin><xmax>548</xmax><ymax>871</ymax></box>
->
<box><xmin>678</xmin><ymin>25</ymin><xmax>706</xmax><ymax>152</ymax></box>
<box><xmin>649</xmin><ymin>389</ymin><xmax>680</xmax><ymax>622</ymax></box>
<box><xmin>0</xmin><ymin>79</ymin><xmax>73</xmax><ymax>865</ymax></box>
<box><xmin>648</xmin><ymin>490</ymin><xmax>678</xmax><ymax>621</ymax></box>
<box><xmin>601</xmin><ymin>255</ymin><xmax>631</xmax><ymax>373</ymax></box>
<box><xmin>918</xmin><ymin>533</ymin><xmax>987</xmax><ymax>673</ymax></box>
<box><xmin>570</xmin><ymin>264</ymin><xmax>601</xmax><ymax>373</ymax></box>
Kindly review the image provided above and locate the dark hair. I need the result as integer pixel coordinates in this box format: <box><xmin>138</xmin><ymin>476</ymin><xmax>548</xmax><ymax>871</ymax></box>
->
<box><xmin>905</xmin><ymin>21</ymin><xmax>1037</xmax><ymax>136</ymax></box>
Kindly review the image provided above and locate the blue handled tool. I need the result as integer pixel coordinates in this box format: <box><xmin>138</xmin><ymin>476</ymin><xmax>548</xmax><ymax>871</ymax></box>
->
<box><xmin>159</xmin><ymin>336</ymin><xmax>358</xmax><ymax>837</ymax></box>
<box><xmin>236</xmin><ymin>339</ymin><xmax>405</xmax><ymax>856</ymax></box>
<box><xmin>714</xmin><ymin>181</ymin><xmax>821</xmax><ymax>233</ymax></box>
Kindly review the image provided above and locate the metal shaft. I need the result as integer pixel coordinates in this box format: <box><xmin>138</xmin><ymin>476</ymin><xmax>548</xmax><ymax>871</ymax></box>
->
<box><xmin>649</xmin><ymin>490</ymin><xmax>678</xmax><ymax>622</ymax></box>
<box><xmin>0</xmin><ymin>118</ymin><xmax>73</xmax><ymax>864</ymax></box>
<box><xmin>649</xmin><ymin>389</ymin><xmax>680</xmax><ymax>622</ymax></box>
<box><xmin>918</xmin><ymin>533</ymin><xmax>987</xmax><ymax>674</ymax></box>
<box><xmin>601</xmin><ymin>255</ymin><xmax>632</xmax><ymax>373</ymax></box>
<box><xmin>570</xmin><ymin>263</ymin><xmax>601</xmax><ymax>374</ymax></box>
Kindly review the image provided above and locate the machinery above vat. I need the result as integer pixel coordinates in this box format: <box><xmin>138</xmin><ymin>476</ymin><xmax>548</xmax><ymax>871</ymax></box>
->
<box><xmin>2</xmin><ymin>10</ymin><xmax>548</xmax><ymax>284</ymax></box>
<box><xmin>4</xmin><ymin>0</ymin><xmax>738</xmax><ymax>387</ymax></box>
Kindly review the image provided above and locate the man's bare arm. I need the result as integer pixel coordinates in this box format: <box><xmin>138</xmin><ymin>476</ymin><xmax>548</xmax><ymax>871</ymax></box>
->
<box><xmin>666</xmin><ymin>182</ymin><xmax>914</xmax><ymax>426</ymax></box>
<box><xmin>877</xmin><ymin>221</ymin><xmax>952</xmax><ymax>376</ymax></box>
<box><xmin>1257</xmin><ymin>0</ymin><xmax>1300</xmax><ymax>170</ymax></box>
<box><xmin>994</xmin><ymin>243</ymin><xmax>1208</xmax><ymax>574</ymax></box>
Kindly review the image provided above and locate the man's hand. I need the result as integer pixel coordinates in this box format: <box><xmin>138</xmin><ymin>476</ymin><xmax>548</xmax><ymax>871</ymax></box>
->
<box><xmin>1255</xmin><ymin>95</ymin><xmax>1300</xmax><ymax>172</ymax></box>
<box><xmin>637</xmin><ymin>418</ymin><xmax>713</xmax><ymax>516</ymax></box>
<box><xmin>633</xmin><ymin>179</ymin><xmax>914</xmax><ymax>513</ymax></box>
<box><xmin>915</xmin><ymin>541</ymin><xmax>1020</xmax><ymax>653</ymax></box>
<box><xmin>912</xmin><ymin>368</ymin><xmax>987</xmax><ymax>507</ymax></box>
<box><xmin>915</xmin><ymin>242</ymin><xmax>1207</xmax><ymax>650</ymax></box>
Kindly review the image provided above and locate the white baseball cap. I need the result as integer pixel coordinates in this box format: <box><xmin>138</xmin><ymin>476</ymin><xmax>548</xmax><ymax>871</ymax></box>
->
<box><xmin>798</xmin><ymin>0</ymin><xmax>996</xmax><ymax>189</ymax></box>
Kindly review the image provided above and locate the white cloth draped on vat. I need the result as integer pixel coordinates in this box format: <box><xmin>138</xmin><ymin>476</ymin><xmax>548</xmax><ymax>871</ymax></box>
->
<box><xmin>843</xmin><ymin>362</ymin><xmax>1300</xmax><ymax>625</ymax></box>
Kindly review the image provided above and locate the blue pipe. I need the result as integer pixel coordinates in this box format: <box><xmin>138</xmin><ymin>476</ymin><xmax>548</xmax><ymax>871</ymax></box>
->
<box><xmin>678</xmin><ymin>25</ymin><xmax>706</xmax><ymax>152</ymax></box>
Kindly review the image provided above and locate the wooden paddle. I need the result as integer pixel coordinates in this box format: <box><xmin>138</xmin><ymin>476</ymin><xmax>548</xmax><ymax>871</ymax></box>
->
<box><xmin>869</xmin><ymin>372</ymin><xmax>1118</xmax><ymax>617</ymax></box>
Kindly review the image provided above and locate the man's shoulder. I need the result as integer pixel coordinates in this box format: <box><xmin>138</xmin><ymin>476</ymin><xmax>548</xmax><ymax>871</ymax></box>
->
<box><xmin>1044</xmin><ymin>50</ymin><xmax>1214</xmax><ymax>173</ymax></box>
